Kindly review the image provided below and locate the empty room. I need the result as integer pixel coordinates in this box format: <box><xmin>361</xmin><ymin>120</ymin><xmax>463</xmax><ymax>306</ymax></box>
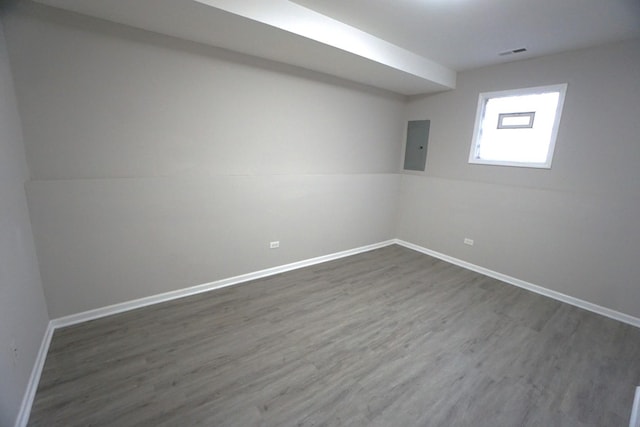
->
<box><xmin>1</xmin><ymin>0</ymin><xmax>640</xmax><ymax>426</ymax></box>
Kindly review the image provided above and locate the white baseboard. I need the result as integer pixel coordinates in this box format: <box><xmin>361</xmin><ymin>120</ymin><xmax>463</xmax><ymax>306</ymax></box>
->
<box><xmin>630</xmin><ymin>387</ymin><xmax>640</xmax><ymax>427</ymax></box>
<box><xmin>394</xmin><ymin>239</ymin><xmax>640</xmax><ymax>329</ymax></box>
<box><xmin>16</xmin><ymin>238</ymin><xmax>640</xmax><ymax>426</ymax></box>
<box><xmin>14</xmin><ymin>239</ymin><xmax>394</xmax><ymax>426</ymax></box>
<box><xmin>14</xmin><ymin>321</ymin><xmax>54</xmax><ymax>427</ymax></box>
<box><xmin>51</xmin><ymin>240</ymin><xmax>396</xmax><ymax>329</ymax></box>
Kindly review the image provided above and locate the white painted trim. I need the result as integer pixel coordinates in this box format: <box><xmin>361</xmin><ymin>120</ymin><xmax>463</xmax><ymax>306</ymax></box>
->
<box><xmin>14</xmin><ymin>322</ymin><xmax>55</xmax><ymax>427</ymax></box>
<box><xmin>14</xmin><ymin>239</ymin><xmax>395</xmax><ymax>425</ymax></box>
<box><xmin>631</xmin><ymin>387</ymin><xmax>640</xmax><ymax>427</ymax></box>
<box><xmin>52</xmin><ymin>240</ymin><xmax>396</xmax><ymax>329</ymax></box>
<box><xmin>16</xmin><ymin>238</ymin><xmax>640</xmax><ymax>426</ymax></box>
<box><xmin>394</xmin><ymin>239</ymin><xmax>640</xmax><ymax>329</ymax></box>
<box><xmin>468</xmin><ymin>83</ymin><xmax>568</xmax><ymax>169</ymax></box>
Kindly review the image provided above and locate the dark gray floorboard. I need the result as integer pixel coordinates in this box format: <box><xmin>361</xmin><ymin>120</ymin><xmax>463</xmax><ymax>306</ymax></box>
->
<box><xmin>28</xmin><ymin>245</ymin><xmax>640</xmax><ymax>426</ymax></box>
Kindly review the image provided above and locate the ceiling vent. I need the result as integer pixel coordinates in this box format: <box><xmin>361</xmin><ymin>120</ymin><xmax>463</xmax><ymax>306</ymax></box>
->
<box><xmin>499</xmin><ymin>47</ymin><xmax>527</xmax><ymax>56</ymax></box>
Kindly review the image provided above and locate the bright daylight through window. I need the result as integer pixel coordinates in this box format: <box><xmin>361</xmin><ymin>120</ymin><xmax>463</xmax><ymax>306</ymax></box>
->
<box><xmin>469</xmin><ymin>84</ymin><xmax>567</xmax><ymax>168</ymax></box>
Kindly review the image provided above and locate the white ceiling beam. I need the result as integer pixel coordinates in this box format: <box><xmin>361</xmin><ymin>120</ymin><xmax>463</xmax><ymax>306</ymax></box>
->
<box><xmin>31</xmin><ymin>0</ymin><xmax>456</xmax><ymax>94</ymax></box>
<box><xmin>194</xmin><ymin>0</ymin><xmax>456</xmax><ymax>90</ymax></box>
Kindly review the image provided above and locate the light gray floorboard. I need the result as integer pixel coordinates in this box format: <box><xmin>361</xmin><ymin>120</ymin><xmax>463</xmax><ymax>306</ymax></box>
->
<box><xmin>28</xmin><ymin>245</ymin><xmax>640</xmax><ymax>426</ymax></box>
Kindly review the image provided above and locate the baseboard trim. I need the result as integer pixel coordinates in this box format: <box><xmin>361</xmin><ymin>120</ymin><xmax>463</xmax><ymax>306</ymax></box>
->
<box><xmin>51</xmin><ymin>239</ymin><xmax>396</xmax><ymax>329</ymax></box>
<box><xmin>14</xmin><ymin>321</ymin><xmax>54</xmax><ymax>427</ymax></box>
<box><xmin>630</xmin><ymin>387</ymin><xmax>640</xmax><ymax>427</ymax></box>
<box><xmin>17</xmin><ymin>238</ymin><xmax>640</xmax><ymax>426</ymax></box>
<box><xmin>394</xmin><ymin>239</ymin><xmax>640</xmax><ymax>329</ymax></box>
<box><xmin>16</xmin><ymin>239</ymin><xmax>394</xmax><ymax>426</ymax></box>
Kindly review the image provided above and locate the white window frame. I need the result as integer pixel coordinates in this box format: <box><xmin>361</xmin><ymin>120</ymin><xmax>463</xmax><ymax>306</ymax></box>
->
<box><xmin>468</xmin><ymin>83</ymin><xmax>568</xmax><ymax>169</ymax></box>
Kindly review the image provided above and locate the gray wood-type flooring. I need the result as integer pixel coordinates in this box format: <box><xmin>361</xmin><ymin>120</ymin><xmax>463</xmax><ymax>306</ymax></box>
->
<box><xmin>28</xmin><ymin>245</ymin><xmax>640</xmax><ymax>426</ymax></box>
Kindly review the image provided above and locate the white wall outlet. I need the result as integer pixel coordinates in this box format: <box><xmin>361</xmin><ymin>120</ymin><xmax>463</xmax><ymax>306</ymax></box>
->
<box><xmin>464</xmin><ymin>238</ymin><xmax>474</xmax><ymax>246</ymax></box>
<box><xmin>270</xmin><ymin>241</ymin><xmax>280</xmax><ymax>249</ymax></box>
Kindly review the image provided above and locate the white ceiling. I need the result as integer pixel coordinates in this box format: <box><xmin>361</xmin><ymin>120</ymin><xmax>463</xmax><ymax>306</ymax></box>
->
<box><xmin>293</xmin><ymin>0</ymin><xmax>640</xmax><ymax>71</ymax></box>
<box><xmin>31</xmin><ymin>0</ymin><xmax>640</xmax><ymax>95</ymax></box>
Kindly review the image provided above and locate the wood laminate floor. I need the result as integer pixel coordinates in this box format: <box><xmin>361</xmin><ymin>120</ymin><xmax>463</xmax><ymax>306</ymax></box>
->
<box><xmin>28</xmin><ymin>245</ymin><xmax>640</xmax><ymax>426</ymax></box>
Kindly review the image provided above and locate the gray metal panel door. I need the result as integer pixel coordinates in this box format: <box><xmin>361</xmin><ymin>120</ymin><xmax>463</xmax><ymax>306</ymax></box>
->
<box><xmin>403</xmin><ymin>120</ymin><xmax>430</xmax><ymax>171</ymax></box>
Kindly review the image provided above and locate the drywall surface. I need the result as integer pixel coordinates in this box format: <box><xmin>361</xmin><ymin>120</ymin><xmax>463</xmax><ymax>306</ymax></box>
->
<box><xmin>4</xmin><ymin>4</ymin><xmax>404</xmax><ymax>318</ymax></box>
<box><xmin>0</xmin><ymin>18</ymin><xmax>49</xmax><ymax>427</ymax></box>
<box><xmin>399</xmin><ymin>39</ymin><xmax>640</xmax><ymax>319</ymax></box>
<box><xmin>27</xmin><ymin>175</ymin><xmax>399</xmax><ymax>317</ymax></box>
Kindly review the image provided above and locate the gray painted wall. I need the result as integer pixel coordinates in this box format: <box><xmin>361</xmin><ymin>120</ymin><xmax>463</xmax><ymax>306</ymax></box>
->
<box><xmin>399</xmin><ymin>39</ymin><xmax>640</xmax><ymax>319</ymax></box>
<box><xmin>2</xmin><ymin>6</ymin><xmax>640</xmax><ymax>399</ymax></box>
<box><xmin>3</xmin><ymin>4</ymin><xmax>404</xmax><ymax>318</ymax></box>
<box><xmin>0</xmin><ymin>19</ymin><xmax>49</xmax><ymax>427</ymax></box>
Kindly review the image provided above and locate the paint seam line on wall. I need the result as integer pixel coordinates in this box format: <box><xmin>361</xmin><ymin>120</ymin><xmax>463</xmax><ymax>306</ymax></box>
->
<box><xmin>15</xmin><ymin>239</ymin><xmax>640</xmax><ymax>427</ymax></box>
<box><xmin>28</xmin><ymin>172</ymin><xmax>400</xmax><ymax>182</ymax></box>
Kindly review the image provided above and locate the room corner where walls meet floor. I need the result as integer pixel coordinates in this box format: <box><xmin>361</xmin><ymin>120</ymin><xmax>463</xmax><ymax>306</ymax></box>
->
<box><xmin>14</xmin><ymin>238</ymin><xmax>640</xmax><ymax>427</ymax></box>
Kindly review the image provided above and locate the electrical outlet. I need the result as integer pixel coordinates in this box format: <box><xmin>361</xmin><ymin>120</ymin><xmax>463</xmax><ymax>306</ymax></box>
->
<box><xmin>464</xmin><ymin>238</ymin><xmax>474</xmax><ymax>246</ymax></box>
<box><xmin>270</xmin><ymin>241</ymin><xmax>280</xmax><ymax>249</ymax></box>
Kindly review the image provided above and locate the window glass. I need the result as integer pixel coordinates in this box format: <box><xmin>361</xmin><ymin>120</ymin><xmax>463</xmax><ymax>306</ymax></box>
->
<box><xmin>469</xmin><ymin>84</ymin><xmax>567</xmax><ymax>168</ymax></box>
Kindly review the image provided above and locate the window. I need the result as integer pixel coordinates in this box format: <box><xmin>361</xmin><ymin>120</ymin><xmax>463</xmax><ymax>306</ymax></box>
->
<box><xmin>469</xmin><ymin>83</ymin><xmax>567</xmax><ymax>168</ymax></box>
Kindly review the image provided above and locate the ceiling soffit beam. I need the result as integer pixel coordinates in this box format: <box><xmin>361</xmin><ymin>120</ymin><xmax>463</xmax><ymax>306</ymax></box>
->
<box><xmin>193</xmin><ymin>0</ymin><xmax>456</xmax><ymax>90</ymax></box>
